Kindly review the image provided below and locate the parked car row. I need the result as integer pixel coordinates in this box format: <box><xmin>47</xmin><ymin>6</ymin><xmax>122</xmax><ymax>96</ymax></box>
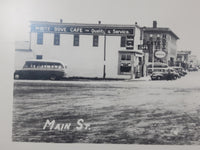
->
<box><xmin>150</xmin><ymin>67</ymin><xmax>187</xmax><ymax>81</ymax></box>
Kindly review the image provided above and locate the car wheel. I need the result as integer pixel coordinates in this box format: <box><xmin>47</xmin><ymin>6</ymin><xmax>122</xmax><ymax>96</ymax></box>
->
<box><xmin>174</xmin><ymin>76</ymin><xmax>177</xmax><ymax>80</ymax></box>
<box><xmin>157</xmin><ymin>76</ymin><xmax>161</xmax><ymax>80</ymax></box>
<box><xmin>14</xmin><ymin>74</ymin><xmax>20</xmax><ymax>79</ymax></box>
<box><xmin>49</xmin><ymin>74</ymin><xmax>57</xmax><ymax>80</ymax></box>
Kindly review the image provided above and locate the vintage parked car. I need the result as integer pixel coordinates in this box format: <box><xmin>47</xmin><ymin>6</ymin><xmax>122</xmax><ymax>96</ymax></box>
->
<box><xmin>170</xmin><ymin>69</ymin><xmax>181</xmax><ymax>79</ymax></box>
<box><xmin>151</xmin><ymin>68</ymin><xmax>179</xmax><ymax>80</ymax></box>
<box><xmin>14</xmin><ymin>60</ymin><xmax>67</xmax><ymax>80</ymax></box>
<box><xmin>182</xmin><ymin>69</ymin><xmax>187</xmax><ymax>75</ymax></box>
<box><xmin>188</xmin><ymin>67</ymin><xmax>198</xmax><ymax>72</ymax></box>
<box><xmin>171</xmin><ymin>67</ymin><xmax>187</xmax><ymax>77</ymax></box>
<box><xmin>147</xmin><ymin>62</ymin><xmax>168</xmax><ymax>74</ymax></box>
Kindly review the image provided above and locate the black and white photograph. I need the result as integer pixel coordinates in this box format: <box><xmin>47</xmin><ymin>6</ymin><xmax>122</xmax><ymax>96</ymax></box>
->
<box><xmin>2</xmin><ymin>0</ymin><xmax>200</xmax><ymax>149</ymax></box>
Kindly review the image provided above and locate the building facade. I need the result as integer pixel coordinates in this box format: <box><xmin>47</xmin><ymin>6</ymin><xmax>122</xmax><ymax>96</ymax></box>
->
<box><xmin>188</xmin><ymin>55</ymin><xmax>198</xmax><ymax>68</ymax></box>
<box><xmin>176</xmin><ymin>50</ymin><xmax>191</xmax><ymax>69</ymax></box>
<box><xmin>142</xmin><ymin>21</ymin><xmax>179</xmax><ymax>67</ymax></box>
<box><xmin>23</xmin><ymin>21</ymin><xmax>145</xmax><ymax>79</ymax></box>
<box><xmin>15</xmin><ymin>20</ymin><xmax>181</xmax><ymax>78</ymax></box>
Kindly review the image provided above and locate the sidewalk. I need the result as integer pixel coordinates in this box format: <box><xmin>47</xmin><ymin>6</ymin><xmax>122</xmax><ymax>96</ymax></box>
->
<box><xmin>127</xmin><ymin>75</ymin><xmax>151</xmax><ymax>81</ymax></box>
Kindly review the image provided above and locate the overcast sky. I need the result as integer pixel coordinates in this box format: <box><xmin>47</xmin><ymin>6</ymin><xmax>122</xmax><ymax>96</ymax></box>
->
<box><xmin>2</xmin><ymin>0</ymin><xmax>200</xmax><ymax>57</ymax></box>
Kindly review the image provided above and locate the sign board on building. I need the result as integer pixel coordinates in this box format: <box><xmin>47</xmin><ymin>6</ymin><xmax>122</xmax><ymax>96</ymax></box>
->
<box><xmin>155</xmin><ymin>50</ymin><xmax>166</xmax><ymax>58</ymax></box>
<box><xmin>31</xmin><ymin>24</ymin><xmax>134</xmax><ymax>36</ymax></box>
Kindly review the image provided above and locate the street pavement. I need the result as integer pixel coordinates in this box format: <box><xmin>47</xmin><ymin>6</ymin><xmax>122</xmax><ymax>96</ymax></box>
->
<box><xmin>13</xmin><ymin>71</ymin><xmax>200</xmax><ymax>144</ymax></box>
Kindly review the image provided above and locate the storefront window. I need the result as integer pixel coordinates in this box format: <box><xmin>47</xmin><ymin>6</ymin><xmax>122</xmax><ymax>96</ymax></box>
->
<box><xmin>120</xmin><ymin>63</ymin><xmax>131</xmax><ymax>73</ymax></box>
<box><xmin>121</xmin><ymin>54</ymin><xmax>131</xmax><ymax>60</ymax></box>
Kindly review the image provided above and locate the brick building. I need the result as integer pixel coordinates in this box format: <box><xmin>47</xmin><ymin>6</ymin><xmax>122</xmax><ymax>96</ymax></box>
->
<box><xmin>142</xmin><ymin>21</ymin><xmax>179</xmax><ymax>67</ymax></box>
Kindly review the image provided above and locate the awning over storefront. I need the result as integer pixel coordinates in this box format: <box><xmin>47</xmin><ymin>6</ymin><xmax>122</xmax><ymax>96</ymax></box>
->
<box><xmin>147</xmin><ymin>62</ymin><xmax>168</xmax><ymax>68</ymax></box>
<box><xmin>118</xmin><ymin>50</ymin><xmax>144</xmax><ymax>57</ymax></box>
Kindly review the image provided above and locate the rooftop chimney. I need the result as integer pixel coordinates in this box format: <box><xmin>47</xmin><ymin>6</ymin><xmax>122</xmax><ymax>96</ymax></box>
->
<box><xmin>98</xmin><ymin>21</ymin><xmax>101</xmax><ymax>24</ymax></box>
<box><xmin>60</xmin><ymin>19</ymin><xmax>63</xmax><ymax>23</ymax></box>
<box><xmin>153</xmin><ymin>21</ymin><xmax>157</xmax><ymax>28</ymax></box>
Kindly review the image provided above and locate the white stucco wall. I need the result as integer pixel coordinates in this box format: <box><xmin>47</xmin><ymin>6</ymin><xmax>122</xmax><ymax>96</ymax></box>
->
<box><xmin>30</xmin><ymin>32</ymin><xmax>135</xmax><ymax>79</ymax></box>
<box><xmin>14</xmin><ymin>41</ymin><xmax>34</xmax><ymax>70</ymax></box>
<box><xmin>14</xmin><ymin>51</ymin><xmax>34</xmax><ymax>70</ymax></box>
<box><xmin>167</xmin><ymin>34</ymin><xmax>177</xmax><ymax>60</ymax></box>
<box><xmin>134</xmin><ymin>27</ymin><xmax>142</xmax><ymax>50</ymax></box>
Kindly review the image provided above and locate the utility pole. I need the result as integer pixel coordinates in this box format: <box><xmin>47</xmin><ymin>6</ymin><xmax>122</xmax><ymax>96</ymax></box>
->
<box><xmin>152</xmin><ymin>42</ymin><xmax>155</xmax><ymax>72</ymax></box>
<box><xmin>103</xmin><ymin>30</ymin><xmax>106</xmax><ymax>79</ymax></box>
<box><xmin>130</xmin><ymin>55</ymin><xmax>135</xmax><ymax>79</ymax></box>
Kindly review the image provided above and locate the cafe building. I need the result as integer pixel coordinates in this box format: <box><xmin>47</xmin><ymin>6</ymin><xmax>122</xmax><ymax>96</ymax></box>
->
<box><xmin>26</xmin><ymin>20</ymin><xmax>144</xmax><ymax>79</ymax></box>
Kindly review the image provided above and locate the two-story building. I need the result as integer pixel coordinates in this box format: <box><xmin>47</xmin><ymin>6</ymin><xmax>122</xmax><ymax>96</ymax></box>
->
<box><xmin>16</xmin><ymin>20</ymin><xmax>145</xmax><ymax>79</ymax></box>
<box><xmin>142</xmin><ymin>21</ymin><xmax>179</xmax><ymax>67</ymax></box>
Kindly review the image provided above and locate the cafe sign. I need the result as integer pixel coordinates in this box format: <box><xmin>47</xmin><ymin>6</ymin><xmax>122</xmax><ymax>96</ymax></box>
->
<box><xmin>31</xmin><ymin>24</ymin><xmax>134</xmax><ymax>35</ymax></box>
<box><xmin>155</xmin><ymin>50</ymin><xmax>166</xmax><ymax>58</ymax></box>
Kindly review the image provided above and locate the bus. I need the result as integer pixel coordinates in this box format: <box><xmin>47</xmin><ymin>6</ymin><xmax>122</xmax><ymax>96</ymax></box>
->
<box><xmin>14</xmin><ymin>60</ymin><xmax>67</xmax><ymax>80</ymax></box>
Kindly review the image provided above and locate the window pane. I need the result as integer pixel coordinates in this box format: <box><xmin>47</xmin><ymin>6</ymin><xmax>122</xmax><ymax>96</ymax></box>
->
<box><xmin>54</xmin><ymin>33</ymin><xmax>60</xmax><ymax>45</ymax></box>
<box><xmin>93</xmin><ymin>35</ymin><xmax>99</xmax><ymax>47</ymax></box>
<box><xmin>74</xmin><ymin>34</ymin><xmax>79</xmax><ymax>46</ymax></box>
<box><xmin>36</xmin><ymin>55</ymin><xmax>43</xmax><ymax>59</ymax></box>
<box><xmin>127</xmin><ymin>55</ymin><xmax>131</xmax><ymax>60</ymax></box>
<box><xmin>121</xmin><ymin>55</ymin><xmax>126</xmax><ymax>60</ymax></box>
<box><xmin>121</xmin><ymin>36</ymin><xmax>126</xmax><ymax>47</ymax></box>
<box><xmin>120</xmin><ymin>63</ymin><xmax>131</xmax><ymax>72</ymax></box>
<box><xmin>162</xmin><ymin>34</ymin><xmax>166</xmax><ymax>39</ymax></box>
<box><xmin>37</xmin><ymin>32</ymin><xmax>43</xmax><ymax>45</ymax></box>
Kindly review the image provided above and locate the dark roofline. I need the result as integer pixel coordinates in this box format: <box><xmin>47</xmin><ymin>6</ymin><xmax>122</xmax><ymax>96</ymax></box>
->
<box><xmin>30</xmin><ymin>21</ymin><xmax>141</xmax><ymax>29</ymax></box>
<box><xmin>177</xmin><ymin>51</ymin><xmax>191</xmax><ymax>55</ymax></box>
<box><xmin>15</xmin><ymin>49</ymin><xmax>32</xmax><ymax>52</ymax></box>
<box><xmin>142</xmin><ymin>27</ymin><xmax>179</xmax><ymax>40</ymax></box>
